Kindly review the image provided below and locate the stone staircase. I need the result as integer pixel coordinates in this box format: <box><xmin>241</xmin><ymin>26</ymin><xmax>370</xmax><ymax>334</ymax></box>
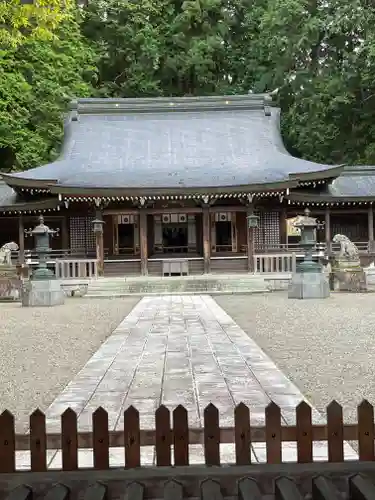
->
<box><xmin>85</xmin><ymin>273</ymin><xmax>274</xmax><ymax>297</ymax></box>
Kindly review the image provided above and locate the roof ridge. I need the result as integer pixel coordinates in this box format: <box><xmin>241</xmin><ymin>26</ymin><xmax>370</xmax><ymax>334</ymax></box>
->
<box><xmin>70</xmin><ymin>94</ymin><xmax>272</xmax><ymax>115</ymax></box>
<box><xmin>341</xmin><ymin>165</ymin><xmax>375</xmax><ymax>176</ymax></box>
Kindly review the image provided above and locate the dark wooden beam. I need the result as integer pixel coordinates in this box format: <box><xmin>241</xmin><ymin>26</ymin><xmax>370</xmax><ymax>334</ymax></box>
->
<box><xmin>202</xmin><ymin>205</ymin><xmax>210</xmax><ymax>274</ymax></box>
<box><xmin>139</xmin><ymin>210</ymin><xmax>148</xmax><ymax>276</ymax></box>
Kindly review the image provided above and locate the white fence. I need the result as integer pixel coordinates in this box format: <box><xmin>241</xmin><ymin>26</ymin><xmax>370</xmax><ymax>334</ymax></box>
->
<box><xmin>254</xmin><ymin>253</ymin><xmax>297</xmax><ymax>274</ymax></box>
<box><xmin>55</xmin><ymin>259</ymin><xmax>98</xmax><ymax>279</ymax></box>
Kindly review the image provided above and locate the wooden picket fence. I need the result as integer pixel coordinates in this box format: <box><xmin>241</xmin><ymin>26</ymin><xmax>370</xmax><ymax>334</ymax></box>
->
<box><xmin>1</xmin><ymin>400</ymin><xmax>375</xmax><ymax>472</ymax></box>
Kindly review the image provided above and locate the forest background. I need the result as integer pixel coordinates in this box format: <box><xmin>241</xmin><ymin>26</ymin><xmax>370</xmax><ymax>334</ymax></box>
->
<box><xmin>1</xmin><ymin>0</ymin><xmax>374</xmax><ymax>172</ymax></box>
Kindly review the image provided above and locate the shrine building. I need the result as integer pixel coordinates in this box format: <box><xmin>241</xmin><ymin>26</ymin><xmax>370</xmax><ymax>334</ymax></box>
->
<box><xmin>1</xmin><ymin>94</ymin><xmax>375</xmax><ymax>276</ymax></box>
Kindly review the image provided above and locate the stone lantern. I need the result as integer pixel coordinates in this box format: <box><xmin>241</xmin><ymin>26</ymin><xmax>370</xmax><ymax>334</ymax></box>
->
<box><xmin>92</xmin><ymin>217</ymin><xmax>105</xmax><ymax>234</ymax></box>
<box><xmin>293</xmin><ymin>208</ymin><xmax>324</xmax><ymax>274</ymax></box>
<box><xmin>246</xmin><ymin>213</ymin><xmax>260</xmax><ymax>229</ymax></box>
<box><xmin>288</xmin><ymin>208</ymin><xmax>329</xmax><ymax>299</ymax></box>
<box><xmin>25</xmin><ymin>215</ymin><xmax>59</xmax><ymax>281</ymax></box>
<box><xmin>21</xmin><ymin>215</ymin><xmax>65</xmax><ymax>307</ymax></box>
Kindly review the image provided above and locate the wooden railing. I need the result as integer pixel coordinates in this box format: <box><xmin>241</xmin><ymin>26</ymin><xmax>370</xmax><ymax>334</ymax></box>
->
<box><xmin>262</xmin><ymin>242</ymin><xmax>326</xmax><ymax>253</ymax></box>
<box><xmin>153</xmin><ymin>245</ymin><xmax>197</xmax><ymax>254</ymax></box>
<box><xmin>116</xmin><ymin>246</ymin><xmax>139</xmax><ymax>255</ymax></box>
<box><xmin>1</xmin><ymin>400</ymin><xmax>373</xmax><ymax>472</ymax></box>
<box><xmin>254</xmin><ymin>253</ymin><xmax>297</xmax><ymax>273</ymax></box>
<box><xmin>213</xmin><ymin>244</ymin><xmax>233</xmax><ymax>252</ymax></box>
<box><xmin>55</xmin><ymin>259</ymin><xmax>98</xmax><ymax>279</ymax></box>
<box><xmin>255</xmin><ymin>241</ymin><xmax>370</xmax><ymax>254</ymax></box>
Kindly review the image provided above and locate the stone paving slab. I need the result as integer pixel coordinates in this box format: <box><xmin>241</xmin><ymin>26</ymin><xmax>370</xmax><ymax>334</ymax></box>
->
<box><xmin>21</xmin><ymin>295</ymin><xmax>357</xmax><ymax>468</ymax></box>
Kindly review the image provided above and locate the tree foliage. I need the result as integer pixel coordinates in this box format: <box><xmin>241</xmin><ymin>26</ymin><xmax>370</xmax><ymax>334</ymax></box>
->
<box><xmin>2</xmin><ymin>0</ymin><xmax>375</xmax><ymax>171</ymax></box>
<box><xmin>0</xmin><ymin>10</ymin><xmax>96</xmax><ymax>171</ymax></box>
<box><xmin>0</xmin><ymin>0</ymin><xmax>75</xmax><ymax>47</ymax></box>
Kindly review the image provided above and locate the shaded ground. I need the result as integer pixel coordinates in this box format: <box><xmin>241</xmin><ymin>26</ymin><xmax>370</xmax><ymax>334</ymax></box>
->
<box><xmin>215</xmin><ymin>292</ymin><xmax>375</xmax><ymax>423</ymax></box>
<box><xmin>0</xmin><ymin>297</ymin><xmax>139</xmax><ymax>431</ymax></box>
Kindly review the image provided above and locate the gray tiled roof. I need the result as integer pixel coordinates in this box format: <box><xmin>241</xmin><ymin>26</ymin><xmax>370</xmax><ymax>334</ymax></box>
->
<box><xmin>0</xmin><ymin>181</ymin><xmax>59</xmax><ymax>210</ymax></box>
<box><xmin>0</xmin><ymin>182</ymin><xmax>17</xmax><ymax>206</ymax></box>
<box><xmin>8</xmin><ymin>95</ymin><xmax>335</xmax><ymax>190</ymax></box>
<box><xmin>328</xmin><ymin>166</ymin><xmax>375</xmax><ymax>197</ymax></box>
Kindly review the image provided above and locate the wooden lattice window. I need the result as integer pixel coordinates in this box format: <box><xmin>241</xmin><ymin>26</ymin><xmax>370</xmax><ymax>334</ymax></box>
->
<box><xmin>254</xmin><ymin>211</ymin><xmax>280</xmax><ymax>251</ymax></box>
<box><xmin>331</xmin><ymin>215</ymin><xmax>367</xmax><ymax>242</ymax></box>
<box><xmin>69</xmin><ymin>216</ymin><xmax>95</xmax><ymax>252</ymax></box>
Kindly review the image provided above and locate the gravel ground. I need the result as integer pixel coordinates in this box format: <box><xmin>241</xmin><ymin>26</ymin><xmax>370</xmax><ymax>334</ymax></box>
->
<box><xmin>0</xmin><ymin>297</ymin><xmax>139</xmax><ymax>431</ymax></box>
<box><xmin>215</xmin><ymin>292</ymin><xmax>375</xmax><ymax>423</ymax></box>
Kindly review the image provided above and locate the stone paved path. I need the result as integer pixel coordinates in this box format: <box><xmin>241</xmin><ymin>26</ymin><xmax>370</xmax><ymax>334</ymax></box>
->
<box><xmin>17</xmin><ymin>295</ymin><xmax>357</xmax><ymax>469</ymax></box>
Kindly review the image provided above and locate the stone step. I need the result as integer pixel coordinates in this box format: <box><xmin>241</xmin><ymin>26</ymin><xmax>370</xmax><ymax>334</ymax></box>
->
<box><xmin>86</xmin><ymin>289</ymin><xmax>268</xmax><ymax>297</ymax></box>
<box><xmin>85</xmin><ymin>274</ymin><xmax>271</xmax><ymax>296</ymax></box>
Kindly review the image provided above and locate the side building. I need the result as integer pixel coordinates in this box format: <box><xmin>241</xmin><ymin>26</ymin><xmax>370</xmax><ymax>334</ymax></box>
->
<box><xmin>1</xmin><ymin>94</ymin><xmax>375</xmax><ymax>276</ymax></box>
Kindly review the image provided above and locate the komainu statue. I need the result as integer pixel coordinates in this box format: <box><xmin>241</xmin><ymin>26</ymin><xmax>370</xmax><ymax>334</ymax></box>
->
<box><xmin>332</xmin><ymin>234</ymin><xmax>359</xmax><ymax>261</ymax></box>
<box><xmin>0</xmin><ymin>242</ymin><xmax>19</xmax><ymax>266</ymax></box>
<box><xmin>331</xmin><ymin>234</ymin><xmax>365</xmax><ymax>292</ymax></box>
<box><xmin>0</xmin><ymin>241</ymin><xmax>20</xmax><ymax>301</ymax></box>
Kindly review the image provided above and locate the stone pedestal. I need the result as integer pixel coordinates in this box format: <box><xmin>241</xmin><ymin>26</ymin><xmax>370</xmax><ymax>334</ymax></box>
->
<box><xmin>364</xmin><ymin>265</ymin><xmax>375</xmax><ymax>291</ymax></box>
<box><xmin>21</xmin><ymin>279</ymin><xmax>65</xmax><ymax>307</ymax></box>
<box><xmin>288</xmin><ymin>272</ymin><xmax>330</xmax><ymax>299</ymax></box>
<box><xmin>332</xmin><ymin>259</ymin><xmax>367</xmax><ymax>292</ymax></box>
<box><xmin>0</xmin><ymin>265</ymin><xmax>21</xmax><ymax>301</ymax></box>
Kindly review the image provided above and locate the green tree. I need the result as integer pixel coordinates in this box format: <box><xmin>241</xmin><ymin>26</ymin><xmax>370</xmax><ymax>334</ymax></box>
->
<box><xmin>159</xmin><ymin>0</ymin><xmax>231</xmax><ymax>95</ymax></box>
<box><xmin>82</xmin><ymin>0</ymin><xmax>164</xmax><ymax>97</ymax></box>
<box><xmin>0</xmin><ymin>11</ymin><xmax>97</xmax><ymax>171</ymax></box>
<box><xmin>0</xmin><ymin>0</ymin><xmax>75</xmax><ymax>47</ymax></box>
<box><xmin>82</xmin><ymin>0</ymin><xmax>232</xmax><ymax>96</ymax></box>
<box><xmin>251</xmin><ymin>0</ymin><xmax>375</xmax><ymax>164</ymax></box>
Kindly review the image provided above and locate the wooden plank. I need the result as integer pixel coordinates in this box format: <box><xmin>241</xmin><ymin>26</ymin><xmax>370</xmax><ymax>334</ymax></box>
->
<box><xmin>61</xmin><ymin>408</ymin><xmax>78</xmax><ymax>471</ymax></box>
<box><xmin>201</xmin><ymin>480</ymin><xmax>223</xmax><ymax>500</ymax></box>
<box><xmin>44</xmin><ymin>484</ymin><xmax>70</xmax><ymax>500</ymax></box>
<box><xmin>202</xmin><ymin>205</ymin><xmax>211</xmax><ymax>274</ymax></box>
<box><xmin>265</xmin><ymin>402</ymin><xmax>281</xmax><ymax>464</ymax></box>
<box><xmin>139</xmin><ymin>210</ymin><xmax>148</xmax><ymax>276</ymax></box>
<box><xmin>30</xmin><ymin>409</ymin><xmax>47</xmax><ymax>472</ymax></box>
<box><xmin>5</xmin><ymin>486</ymin><xmax>32</xmax><ymax>500</ymax></box>
<box><xmin>238</xmin><ymin>478</ymin><xmax>262</xmax><ymax>500</ymax></box>
<box><xmin>204</xmin><ymin>404</ymin><xmax>220</xmax><ymax>466</ymax></box>
<box><xmin>155</xmin><ymin>405</ymin><xmax>171</xmax><ymax>466</ymax></box>
<box><xmin>93</xmin><ymin>407</ymin><xmax>109</xmax><ymax>470</ymax></box>
<box><xmin>274</xmin><ymin>477</ymin><xmax>303</xmax><ymax>500</ymax></box>
<box><xmin>327</xmin><ymin>401</ymin><xmax>344</xmax><ymax>462</ymax></box>
<box><xmin>357</xmin><ymin>400</ymin><xmax>374</xmax><ymax>461</ymax></box>
<box><xmin>234</xmin><ymin>403</ymin><xmax>251</xmax><ymax>465</ymax></box>
<box><xmin>349</xmin><ymin>474</ymin><xmax>375</xmax><ymax>500</ymax></box>
<box><xmin>0</xmin><ymin>410</ymin><xmax>15</xmax><ymax>472</ymax></box>
<box><xmin>164</xmin><ymin>480</ymin><xmax>183</xmax><ymax>500</ymax></box>
<box><xmin>296</xmin><ymin>401</ymin><xmax>313</xmax><ymax>463</ymax></box>
<box><xmin>11</xmin><ymin>422</ymin><xmax>366</xmax><ymax>450</ymax></box>
<box><xmin>82</xmin><ymin>482</ymin><xmax>107</xmax><ymax>500</ymax></box>
<box><xmin>312</xmin><ymin>476</ymin><xmax>340</xmax><ymax>500</ymax></box>
<box><xmin>125</xmin><ymin>482</ymin><xmax>144</xmax><ymax>500</ymax></box>
<box><xmin>124</xmin><ymin>406</ymin><xmax>141</xmax><ymax>468</ymax></box>
<box><xmin>173</xmin><ymin>405</ymin><xmax>189</xmax><ymax>466</ymax></box>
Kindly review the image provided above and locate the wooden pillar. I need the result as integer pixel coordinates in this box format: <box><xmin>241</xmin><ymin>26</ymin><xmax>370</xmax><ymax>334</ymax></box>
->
<box><xmin>279</xmin><ymin>207</ymin><xmax>287</xmax><ymax>246</ymax></box>
<box><xmin>368</xmin><ymin>205</ymin><xmax>374</xmax><ymax>252</ymax></box>
<box><xmin>202</xmin><ymin>206</ymin><xmax>210</xmax><ymax>274</ymax></box>
<box><xmin>95</xmin><ymin>209</ymin><xmax>104</xmax><ymax>276</ymax></box>
<box><xmin>61</xmin><ymin>216</ymin><xmax>69</xmax><ymax>254</ymax></box>
<box><xmin>139</xmin><ymin>210</ymin><xmax>148</xmax><ymax>275</ymax></box>
<box><xmin>18</xmin><ymin>215</ymin><xmax>25</xmax><ymax>264</ymax></box>
<box><xmin>246</xmin><ymin>207</ymin><xmax>255</xmax><ymax>272</ymax></box>
<box><xmin>325</xmin><ymin>207</ymin><xmax>331</xmax><ymax>253</ymax></box>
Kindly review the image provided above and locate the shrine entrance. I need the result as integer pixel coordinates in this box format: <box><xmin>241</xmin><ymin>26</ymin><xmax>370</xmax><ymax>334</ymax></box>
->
<box><xmin>113</xmin><ymin>214</ymin><xmax>139</xmax><ymax>255</ymax></box>
<box><xmin>211</xmin><ymin>212</ymin><xmax>237</xmax><ymax>253</ymax></box>
<box><xmin>162</xmin><ymin>225</ymin><xmax>188</xmax><ymax>253</ymax></box>
<box><xmin>153</xmin><ymin>213</ymin><xmax>197</xmax><ymax>254</ymax></box>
